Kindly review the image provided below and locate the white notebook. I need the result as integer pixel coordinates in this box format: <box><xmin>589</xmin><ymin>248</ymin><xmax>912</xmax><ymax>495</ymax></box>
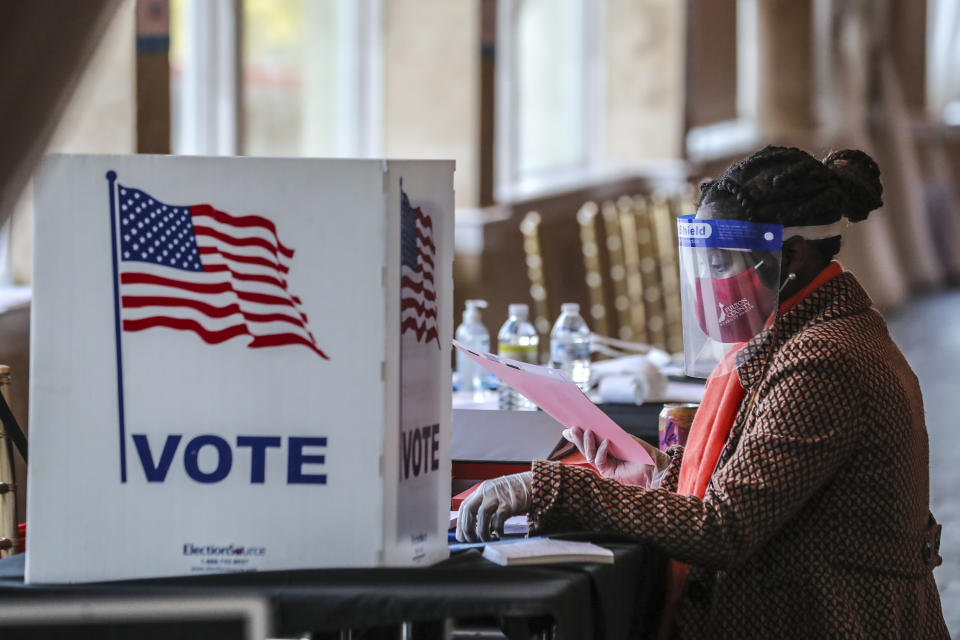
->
<box><xmin>481</xmin><ymin>538</ymin><xmax>614</xmax><ymax>566</ymax></box>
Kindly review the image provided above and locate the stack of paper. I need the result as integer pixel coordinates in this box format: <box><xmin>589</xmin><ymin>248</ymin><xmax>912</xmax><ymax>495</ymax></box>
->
<box><xmin>481</xmin><ymin>538</ymin><xmax>614</xmax><ymax>566</ymax></box>
<box><xmin>449</xmin><ymin>511</ymin><xmax>529</xmax><ymax>536</ymax></box>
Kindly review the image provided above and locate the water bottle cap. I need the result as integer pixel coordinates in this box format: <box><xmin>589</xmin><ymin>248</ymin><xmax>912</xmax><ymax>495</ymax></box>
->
<box><xmin>463</xmin><ymin>299</ymin><xmax>488</xmax><ymax>323</ymax></box>
<box><xmin>508</xmin><ymin>303</ymin><xmax>529</xmax><ymax>319</ymax></box>
<box><xmin>561</xmin><ymin>302</ymin><xmax>580</xmax><ymax>315</ymax></box>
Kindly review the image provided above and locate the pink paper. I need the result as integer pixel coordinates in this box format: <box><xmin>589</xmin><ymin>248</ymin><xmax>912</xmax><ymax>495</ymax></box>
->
<box><xmin>452</xmin><ymin>340</ymin><xmax>654</xmax><ymax>465</ymax></box>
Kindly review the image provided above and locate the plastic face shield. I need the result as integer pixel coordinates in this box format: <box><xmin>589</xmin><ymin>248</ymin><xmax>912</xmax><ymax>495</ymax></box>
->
<box><xmin>677</xmin><ymin>215</ymin><xmax>783</xmax><ymax>378</ymax></box>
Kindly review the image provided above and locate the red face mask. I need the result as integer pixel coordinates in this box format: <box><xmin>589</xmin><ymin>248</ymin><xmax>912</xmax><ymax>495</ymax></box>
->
<box><xmin>695</xmin><ymin>267</ymin><xmax>776</xmax><ymax>343</ymax></box>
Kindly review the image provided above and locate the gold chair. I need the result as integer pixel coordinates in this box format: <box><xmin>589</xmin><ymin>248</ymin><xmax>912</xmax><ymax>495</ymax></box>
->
<box><xmin>576</xmin><ymin>202</ymin><xmax>610</xmax><ymax>339</ymax></box>
<box><xmin>666</xmin><ymin>186</ymin><xmax>698</xmax><ymax>351</ymax></box>
<box><xmin>599</xmin><ymin>191</ymin><xmax>686</xmax><ymax>353</ymax></box>
<box><xmin>520</xmin><ymin>211</ymin><xmax>552</xmax><ymax>337</ymax></box>
<box><xmin>616</xmin><ymin>196</ymin><xmax>651</xmax><ymax>343</ymax></box>
<box><xmin>520</xmin><ymin>188</ymin><xmax>690</xmax><ymax>355</ymax></box>
<box><xmin>0</xmin><ymin>365</ymin><xmax>19</xmax><ymax>557</ymax></box>
<box><xmin>648</xmin><ymin>193</ymin><xmax>684</xmax><ymax>354</ymax></box>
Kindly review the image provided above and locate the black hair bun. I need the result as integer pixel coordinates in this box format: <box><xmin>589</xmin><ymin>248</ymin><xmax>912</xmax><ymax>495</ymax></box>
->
<box><xmin>822</xmin><ymin>149</ymin><xmax>883</xmax><ymax>222</ymax></box>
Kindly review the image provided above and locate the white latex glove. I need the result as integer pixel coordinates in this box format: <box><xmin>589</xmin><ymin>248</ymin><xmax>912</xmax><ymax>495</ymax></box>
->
<box><xmin>456</xmin><ymin>472</ymin><xmax>533</xmax><ymax>542</ymax></box>
<box><xmin>562</xmin><ymin>425</ymin><xmax>662</xmax><ymax>487</ymax></box>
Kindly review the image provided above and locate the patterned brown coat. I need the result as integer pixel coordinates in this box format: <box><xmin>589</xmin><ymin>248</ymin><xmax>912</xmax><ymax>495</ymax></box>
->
<box><xmin>529</xmin><ymin>272</ymin><xmax>948</xmax><ymax>638</ymax></box>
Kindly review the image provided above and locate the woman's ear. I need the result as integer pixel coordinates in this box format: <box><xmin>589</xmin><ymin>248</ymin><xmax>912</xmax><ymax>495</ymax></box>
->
<box><xmin>781</xmin><ymin>237</ymin><xmax>808</xmax><ymax>278</ymax></box>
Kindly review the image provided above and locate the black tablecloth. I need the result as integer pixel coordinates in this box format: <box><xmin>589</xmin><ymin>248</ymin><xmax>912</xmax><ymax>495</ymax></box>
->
<box><xmin>0</xmin><ymin>539</ymin><xmax>665</xmax><ymax>639</ymax></box>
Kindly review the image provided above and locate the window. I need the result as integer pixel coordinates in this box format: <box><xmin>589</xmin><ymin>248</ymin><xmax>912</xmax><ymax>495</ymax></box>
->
<box><xmin>496</xmin><ymin>0</ymin><xmax>603</xmax><ymax>199</ymax></box>
<box><xmin>928</xmin><ymin>0</ymin><xmax>960</xmax><ymax>123</ymax></box>
<box><xmin>171</xmin><ymin>0</ymin><xmax>240</xmax><ymax>155</ymax></box>
<box><xmin>684</xmin><ymin>0</ymin><xmax>762</xmax><ymax>160</ymax></box>
<box><xmin>171</xmin><ymin>0</ymin><xmax>381</xmax><ymax>157</ymax></box>
<box><xmin>0</xmin><ymin>220</ymin><xmax>11</xmax><ymax>288</ymax></box>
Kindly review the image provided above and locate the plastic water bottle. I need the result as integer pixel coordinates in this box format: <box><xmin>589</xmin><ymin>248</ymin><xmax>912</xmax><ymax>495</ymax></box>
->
<box><xmin>550</xmin><ymin>303</ymin><xmax>592</xmax><ymax>392</ymax></box>
<box><xmin>455</xmin><ymin>300</ymin><xmax>490</xmax><ymax>399</ymax></box>
<box><xmin>497</xmin><ymin>304</ymin><xmax>539</xmax><ymax>411</ymax></box>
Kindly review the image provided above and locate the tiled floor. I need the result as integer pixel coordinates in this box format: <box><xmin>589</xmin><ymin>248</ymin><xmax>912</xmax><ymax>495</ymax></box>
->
<box><xmin>887</xmin><ymin>288</ymin><xmax>960</xmax><ymax>636</ymax></box>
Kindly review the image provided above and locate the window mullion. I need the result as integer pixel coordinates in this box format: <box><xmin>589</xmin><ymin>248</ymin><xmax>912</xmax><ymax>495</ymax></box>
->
<box><xmin>181</xmin><ymin>0</ymin><xmax>240</xmax><ymax>156</ymax></box>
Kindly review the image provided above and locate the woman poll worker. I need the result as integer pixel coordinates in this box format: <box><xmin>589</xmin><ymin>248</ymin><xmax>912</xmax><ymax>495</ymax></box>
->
<box><xmin>456</xmin><ymin>146</ymin><xmax>948</xmax><ymax>638</ymax></box>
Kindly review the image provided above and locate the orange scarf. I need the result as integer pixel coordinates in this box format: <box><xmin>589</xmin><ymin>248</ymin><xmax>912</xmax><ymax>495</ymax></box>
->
<box><xmin>658</xmin><ymin>261</ymin><xmax>843</xmax><ymax>639</ymax></box>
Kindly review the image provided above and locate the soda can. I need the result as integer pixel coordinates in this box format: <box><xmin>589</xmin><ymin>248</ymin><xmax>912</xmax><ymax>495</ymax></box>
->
<box><xmin>658</xmin><ymin>403</ymin><xmax>699</xmax><ymax>451</ymax></box>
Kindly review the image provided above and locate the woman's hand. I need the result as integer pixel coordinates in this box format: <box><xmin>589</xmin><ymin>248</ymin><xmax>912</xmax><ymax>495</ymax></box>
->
<box><xmin>562</xmin><ymin>426</ymin><xmax>655</xmax><ymax>487</ymax></box>
<box><xmin>456</xmin><ymin>472</ymin><xmax>533</xmax><ymax>542</ymax></box>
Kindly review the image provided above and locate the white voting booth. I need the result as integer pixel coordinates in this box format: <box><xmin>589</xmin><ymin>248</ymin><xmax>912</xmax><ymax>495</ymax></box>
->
<box><xmin>27</xmin><ymin>155</ymin><xmax>454</xmax><ymax>583</ymax></box>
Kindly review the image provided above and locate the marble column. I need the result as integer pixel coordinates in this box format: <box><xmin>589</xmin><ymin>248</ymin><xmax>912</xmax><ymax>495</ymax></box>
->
<box><xmin>383</xmin><ymin>0</ymin><xmax>480</xmax><ymax>209</ymax></box>
<box><xmin>755</xmin><ymin>0</ymin><xmax>816</xmax><ymax>142</ymax></box>
<box><xmin>605</xmin><ymin>0</ymin><xmax>687</xmax><ymax>163</ymax></box>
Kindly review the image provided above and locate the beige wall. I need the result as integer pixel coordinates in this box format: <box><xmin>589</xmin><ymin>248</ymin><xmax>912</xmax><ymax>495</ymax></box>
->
<box><xmin>383</xmin><ymin>0</ymin><xmax>480</xmax><ymax>208</ymax></box>
<box><xmin>9</xmin><ymin>0</ymin><xmax>136</xmax><ymax>283</ymax></box>
<box><xmin>605</xmin><ymin>0</ymin><xmax>686</xmax><ymax>164</ymax></box>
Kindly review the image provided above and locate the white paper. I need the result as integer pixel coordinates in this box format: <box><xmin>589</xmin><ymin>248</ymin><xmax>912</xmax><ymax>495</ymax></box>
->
<box><xmin>649</xmin><ymin>381</ymin><xmax>707</xmax><ymax>404</ymax></box>
<box><xmin>597</xmin><ymin>374</ymin><xmax>646</xmax><ymax>405</ymax></box>
<box><xmin>449</xmin><ymin>511</ymin><xmax>527</xmax><ymax>535</ymax></box>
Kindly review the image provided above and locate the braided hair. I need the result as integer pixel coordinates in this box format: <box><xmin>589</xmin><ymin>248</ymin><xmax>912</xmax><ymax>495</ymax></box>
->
<box><xmin>698</xmin><ymin>146</ymin><xmax>883</xmax><ymax>259</ymax></box>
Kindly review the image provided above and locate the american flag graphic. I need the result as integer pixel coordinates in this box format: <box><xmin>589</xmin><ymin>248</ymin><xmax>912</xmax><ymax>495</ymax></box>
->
<box><xmin>400</xmin><ymin>184</ymin><xmax>440</xmax><ymax>349</ymax></box>
<box><xmin>113</xmin><ymin>183</ymin><xmax>328</xmax><ymax>359</ymax></box>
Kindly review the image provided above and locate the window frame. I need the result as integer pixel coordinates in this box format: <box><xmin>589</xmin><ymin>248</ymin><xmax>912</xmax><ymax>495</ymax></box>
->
<box><xmin>927</xmin><ymin>0</ymin><xmax>960</xmax><ymax>123</ymax></box>
<box><xmin>683</xmin><ymin>0</ymin><xmax>762</xmax><ymax>162</ymax></box>
<box><xmin>171</xmin><ymin>0</ymin><xmax>382</xmax><ymax>158</ymax></box>
<box><xmin>494</xmin><ymin>0</ymin><xmax>605</xmax><ymax>202</ymax></box>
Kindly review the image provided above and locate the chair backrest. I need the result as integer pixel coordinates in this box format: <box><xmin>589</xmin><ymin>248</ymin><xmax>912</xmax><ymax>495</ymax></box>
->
<box><xmin>0</xmin><ymin>365</ymin><xmax>18</xmax><ymax>557</ymax></box>
<box><xmin>576</xmin><ymin>201</ymin><xmax>610</xmax><ymax>339</ymax></box>
<box><xmin>648</xmin><ymin>192</ymin><xmax>685</xmax><ymax>354</ymax></box>
<box><xmin>520</xmin><ymin>211</ymin><xmax>552</xmax><ymax>338</ymax></box>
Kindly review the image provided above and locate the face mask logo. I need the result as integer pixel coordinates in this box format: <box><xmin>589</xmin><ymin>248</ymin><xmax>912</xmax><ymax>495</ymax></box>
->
<box><xmin>695</xmin><ymin>267</ymin><xmax>775</xmax><ymax>342</ymax></box>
